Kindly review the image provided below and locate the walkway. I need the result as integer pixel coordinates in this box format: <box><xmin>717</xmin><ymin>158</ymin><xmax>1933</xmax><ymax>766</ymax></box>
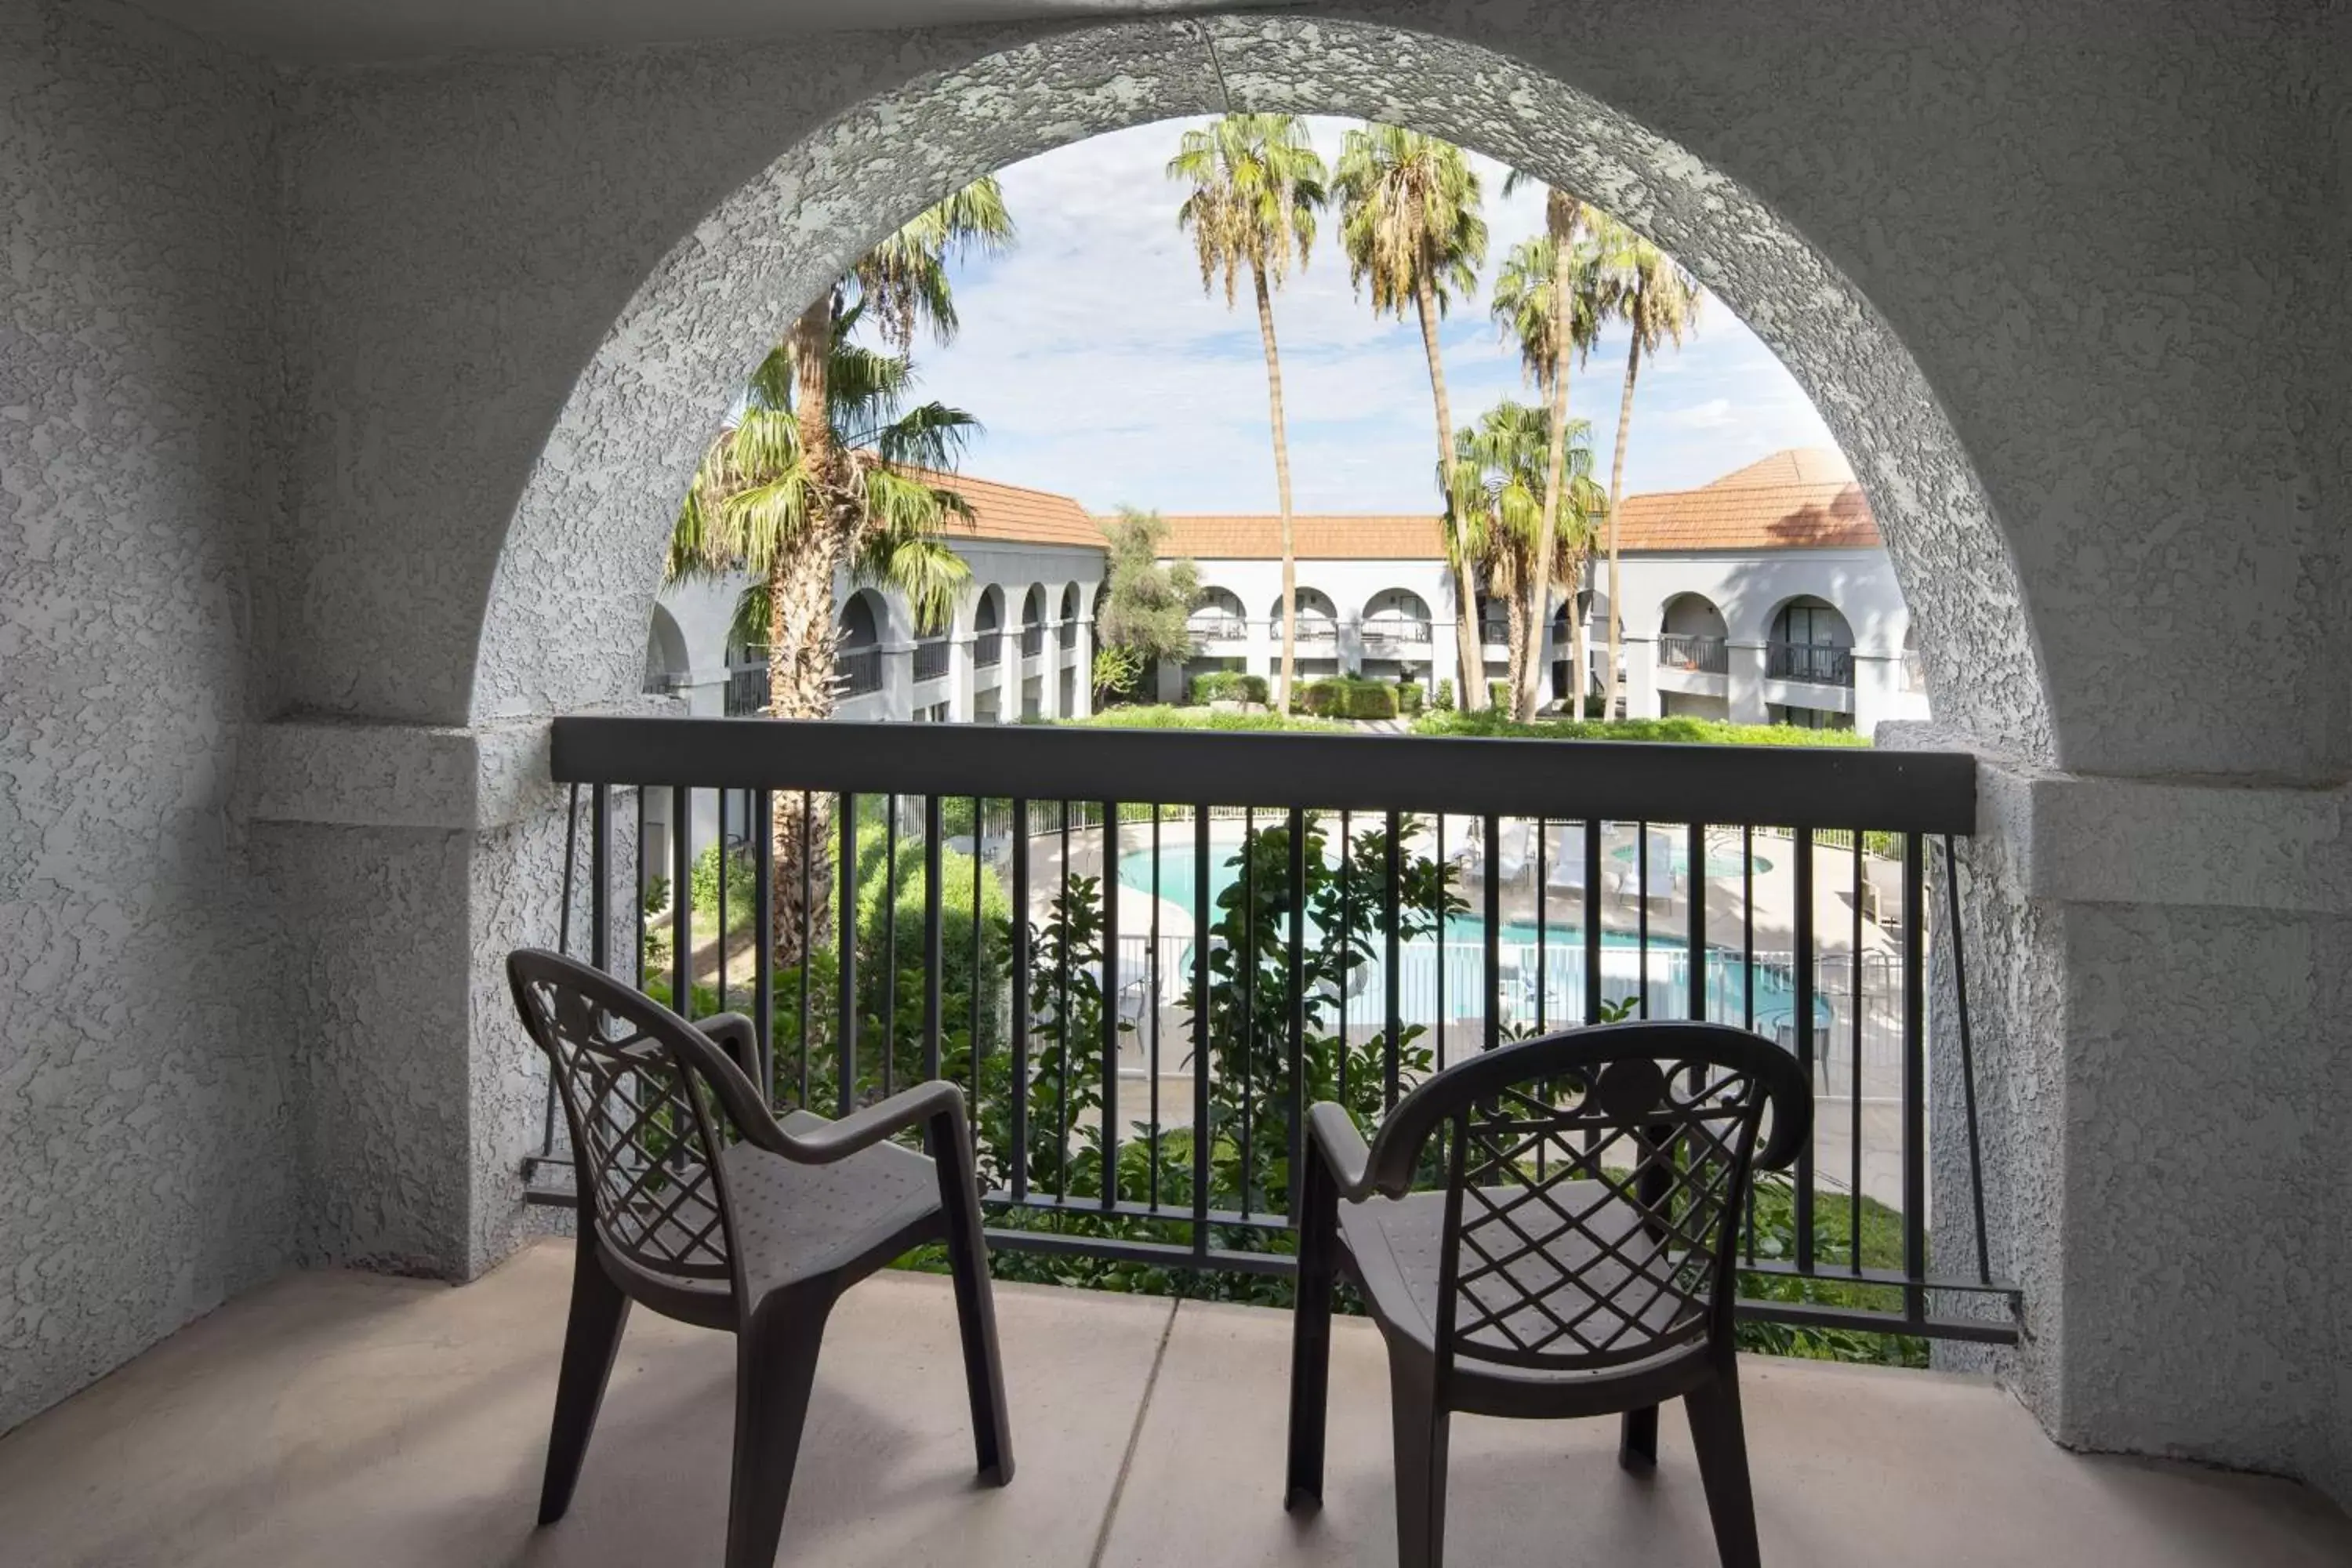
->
<box><xmin>2</xmin><ymin>1243</ymin><xmax>2345</xmax><ymax>1566</ymax></box>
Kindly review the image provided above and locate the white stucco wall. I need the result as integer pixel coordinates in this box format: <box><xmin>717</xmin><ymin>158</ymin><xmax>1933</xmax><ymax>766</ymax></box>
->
<box><xmin>2</xmin><ymin>0</ymin><xmax>2346</xmax><ymax>1515</ymax></box>
<box><xmin>0</xmin><ymin>0</ymin><xmax>291</xmax><ymax>1432</ymax></box>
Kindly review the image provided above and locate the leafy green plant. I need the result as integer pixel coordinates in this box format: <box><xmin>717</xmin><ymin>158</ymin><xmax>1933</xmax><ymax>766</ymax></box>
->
<box><xmin>1091</xmin><ymin>644</ymin><xmax>1145</xmax><ymax>705</ymax></box>
<box><xmin>1190</xmin><ymin>670</ymin><xmax>1271</xmax><ymax>705</ymax></box>
<box><xmin>1433</xmin><ymin>677</ymin><xmax>1455</xmax><ymax>711</ymax></box>
<box><xmin>1414</xmin><ymin>707</ymin><xmax>1871</xmax><ymax>748</ymax></box>
<box><xmin>688</xmin><ymin>841</ymin><xmax>758</xmax><ymax>920</ymax></box>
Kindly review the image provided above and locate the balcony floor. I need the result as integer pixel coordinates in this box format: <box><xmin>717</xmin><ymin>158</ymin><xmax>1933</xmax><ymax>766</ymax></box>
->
<box><xmin>3</xmin><ymin>1241</ymin><xmax>2346</xmax><ymax>1567</ymax></box>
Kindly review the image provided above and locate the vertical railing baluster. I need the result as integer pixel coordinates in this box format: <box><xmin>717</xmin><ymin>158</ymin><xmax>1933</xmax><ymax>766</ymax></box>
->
<box><xmin>1635</xmin><ymin>820</ymin><xmax>1650</xmax><ymax>1018</ymax></box>
<box><xmin>1850</xmin><ymin>831</ymin><xmax>1865</xmax><ymax>1275</ymax></box>
<box><xmin>837</xmin><ymin>793</ymin><xmax>858</xmax><ymax>1118</ymax></box>
<box><xmin>797</xmin><ymin>792</ymin><xmax>813</xmax><ymax>1111</ymax></box>
<box><xmin>970</xmin><ymin>798</ymin><xmax>985</xmax><ymax>1132</ymax></box>
<box><xmin>1287</xmin><ymin>806</ymin><xmax>1306</xmax><ymax>1221</ymax></box>
<box><xmin>1011</xmin><ymin>799</ymin><xmax>1031</xmax><ymax>1203</ymax></box>
<box><xmin>1687</xmin><ymin>821</ymin><xmax>1707</xmax><ymax>1022</ymax></box>
<box><xmin>1056</xmin><ymin>804</ymin><xmax>1072</xmax><ymax>1203</ymax></box>
<box><xmin>1240</xmin><ymin>806</ymin><xmax>1254</xmax><ymax>1218</ymax></box>
<box><xmin>1102</xmin><ymin>798</ymin><xmax>1121</xmax><ymax>1209</ymax></box>
<box><xmin>1942</xmin><ymin>834</ymin><xmax>1991</xmax><ymax>1288</ymax></box>
<box><xmin>1338</xmin><ymin>808</ymin><xmax>1352</xmax><ymax>1106</ymax></box>
<box><xmin>924</xmin><ymin>796</ymin><xmax>943</xmax><ymax>1083</ymax></box>
<box><xmin>1192</xmin><ymin>805</ymin><xmax>1210</xmax><ymax>1256</ymax></box>
<box><xmin>717</xmin><ymin>790</ymin><xmax>729</xmax><ymax>1008</ymax></box>
<box><xmin>1384</xmin><ymin>810</ymin><xmax>1402</xmax><ymax>1112</ymax></box>
<box><xmin>1582</xmin><ymin>819</ymin><xmax>1602</xmax><ymax>1024</ymax></box>
<box><xmin>1434</xmin><ymin>813</ymin><xmax>1446</xmax><ymax>1068</ymax></box>
<box><xmin>633</xmin><ymin>790</ymin><xmax>646</xmax><ymax>990</ymax></box>
<box><xmin>590</xmin><ymin>784</ymin><xmax>611</xmax><ymax>974</ymax></box>
<box><xmin>1481</xmin><ymin>811</ymin><xmax>1501</xmax><ymax>1051</ymax></box>
<box><xmin>1905</xmin><ymin>832</ymin><xmax>1929</xmax><ymax>1319</ymax></box>
<box><xmin>882</xmin><ymin>797</ymin><xmax>898</xmax><ymax>1099</ymax></box>
<box><xmin>753</xmin><ymin>789</ymin><xmax>774</xmax><ymax>1099</ymax></box>
<box><xmin>1743</xmin><ymin>821</ymin><xmax>1757</xmax><ymax>1264</ymax></box>
<box><xmin>670</xmin><ymin>786</ymin><xmax>691</xmax><ymax>1018</ymax></box>
<box><xmin>1794</xmin><ymin>824</ymin><xmax>1817</xmax><ymax>1272</ymax></box>
<box><xmin>1534</xmin><ymin>817</ymin><xmax>1548</xmax><ymax>1033</ymax></box>
<box><xmin>1149</xmin><ymin>808</ymin><xmax>1162</xmax><ymax>1210</ymax></box>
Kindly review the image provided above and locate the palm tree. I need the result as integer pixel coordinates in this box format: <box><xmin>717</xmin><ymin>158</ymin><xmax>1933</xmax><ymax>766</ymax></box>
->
<box><xmin>1170</xmin><ymin>114</ymin><xmax>1326</xmax><ymax>710</ymax></box>
<box><xmin>1444</xmin><ymin>401</ymin><xmax>1606</xmax><ymax>717</ymax></box>
<box><xmin>669</xmin><ymin>314</ymin><xmax>978</xmax><ymax>959</ymax></box>
<box><xmin>1490</xmin><ymin>214</ymin><xmax>1610</xmax><ymax>718</ymax></box>
<box><xmin>1589</xmin><ymin>219</ymin><xmax>1701</xmax><ymax>717</ymax></box>
<box><xmin>1333</xmin><ymin>124</ymin><xmax>1489</xmax><ymax>707</ymax></box>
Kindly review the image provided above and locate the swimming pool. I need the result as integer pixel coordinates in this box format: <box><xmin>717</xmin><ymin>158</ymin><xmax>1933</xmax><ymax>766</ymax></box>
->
<box><xmin>1112</xmin><ymin>840</ymin><xmax>1824</xmax><ymax>1035</ymax></box>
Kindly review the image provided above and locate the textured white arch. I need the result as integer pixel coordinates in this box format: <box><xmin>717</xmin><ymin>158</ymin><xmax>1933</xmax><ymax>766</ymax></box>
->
<box><xmin>474</xmin><ymin>14</ymin><xmax>2050</xmax><ymax>760</ymax></box>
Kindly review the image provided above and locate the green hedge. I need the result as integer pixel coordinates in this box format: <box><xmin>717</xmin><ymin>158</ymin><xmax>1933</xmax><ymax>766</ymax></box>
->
<box><xmin>1412</xmin><ymin>709</ymin><xmax>1871</xmax><ymax>748</ymax></box>
<box><xmin>1189</xmin><ymin>670</ymin><xmax>1270</xmax><ymax>705</ymax></box>
<box><xmin>1296</xmin><ymin>676</ymin><xmax>1400</xmax><ymax>720</ymax></box>
<box><xmin>1396</xmin><ymin>681</ymin><xmax>1425</xmax><ymax>716</ymax></box>
<box><xmin>1065</xmin><ymin>704</ymin><xmax>1348</xmax><ymax>734</ymax></box>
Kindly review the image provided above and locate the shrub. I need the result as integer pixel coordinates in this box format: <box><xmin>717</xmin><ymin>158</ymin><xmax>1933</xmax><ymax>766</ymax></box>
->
<box><xmin>1410</xmin><ymin>708</ymin><xmax>1871</xmax><ymax>748</ymax></box>
<box><xmin>1487</xmin><ymin>679</ymin><xmax>1512</xmax><ymax>710</ymax></box>
<box><xmin>1396</xmin><ymin>680</ymin><xmax>1425</xmax><ymax>716</ymax></box>
<box><xmin>1060</xmin><ymin>704</ymin><xmax>1348</xmax><ymax>733</ymax></box>
<box><xmin>1298</xmin><ymin>676</ymin><xmax>1399</xmax><ymax>720</ymax></box>
<box><xmin>688</xmin><ymin>840</ymin><xmax>758</xmax><ymax>920</ymax></box>
<box><xmin>1190</xmin><ymin>670</ymin><xmax>1269</xmax><ymax>705</ymax></box>
<box><xmin>1432</xmin><ymin>678</ymin><xmax>1455</xmax><ymax>711</ymax></box>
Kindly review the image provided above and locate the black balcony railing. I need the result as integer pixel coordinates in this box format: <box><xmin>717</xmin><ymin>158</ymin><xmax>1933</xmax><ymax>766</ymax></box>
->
<box><xmin>1767</xmin><ymin>640</ymin><xmax>1856</xmax><ymax>688</ymax></box>
<box><xmin>1294</xmin><ymin>618</ymin><xmax>1337</xmax><ymax>644</ymax></box>
<box><xmin>834</xmin><ymin>645</ymin><xmax>884</xmax><ymax>697</ymax></box>
<box><xmin>913</xmin><ymin>638</ymin><xmax>950</xmax><ymax>682</ymax></box>
<box><xmin>1021</xmin><ymin>625</ymin><xmax>1044</xmax><ymax>659</ymax></box>
<box><xmin>1659</xmin><ymin>633</ymin><xmax>1731</xmax><ymax>675</ymax></box>
<box><xmin>974</xmin><ymin>630</ymin><xmax>1003</xmax><ymax>669</ymax></box>
<box><xmin>724</xmin><ymin>662</ymin><xmax>769</xmax><ymax>717</ymax></box>
<box><xmin>1363</xmin><ymin>618</ymin><xmax>1432</xmax><ymax>648</ymax></box>
<box><xmin>534</xmin><ymin>717</ymin><xmax>2016</xmax><ymax>1348</ymax></box>
<box><xmin>1480</xmin><ymin>615</ymin><xmax>1510</xmax><ymax>646</ymax></box>
<box><xmin>1189</xmin><ymin>615</ymin><xmax>1247</xmax><ymax>642</ymax></box>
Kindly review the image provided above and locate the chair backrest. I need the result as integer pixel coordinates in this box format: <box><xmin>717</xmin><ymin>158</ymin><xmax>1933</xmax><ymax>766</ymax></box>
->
<box><xmin>507</xmin><ymin>948</ymin><xmax>753</xmax><ymax>1304</ymax></box>
<box><xmin>1365</xmin><ymin>1021</ymin><xmax>1809</xmax><ymax>1375</ymax></box>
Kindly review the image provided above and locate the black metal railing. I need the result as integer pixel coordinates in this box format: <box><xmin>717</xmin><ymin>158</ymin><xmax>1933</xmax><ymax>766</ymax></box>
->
<box><xmin>1363</xmin><ymin>619</ymin><xmax>1432</xmax><ymax>648</ymax></box>
<box><xmin>974</xmin><ymin>630</ymin><xmax>1003</xmax><ymax>669</ymax></box>
<box><xmin>1659</xmin><ymin>633</ymin><xmax>1730</xmax><ymax>675</ymax></box>
<box><xmin>533</xmin><ymin>717</ymin><xmax>2013</xmax><ymax>1345</ymax></box>
<box><xmin>834</xmin><ymin>646</ymin><xmax>884</xmax><ymax>697</ymax></box>
<box><xmin>1294</xmin><ymin>618</ymin><xmax>1338</xmax><ymax>644</ymax></box>
<box><xmin>913</xmin><ymin>638</ymin><xmax>950</xmax><ymax>682</ymax></box>
<box><xmin>1767</xmin><ymin>640</ymin><xmax>1856</xmax><ymax>688</ymax></box>
<box><xmin>1021</xmin><ymin>625</ymin><xmax>1044</xmax><ymax>659</ymax></box>
<box><xmin>1480</xmin><ymin>615</ymin><xmax>1510</xmax><ymax>646</ymax></box>
<box><xmin>1189</xmin><ymin>615</ymin><xmax>1247</xmax><ymax>642</ymax></box>
<box><xmin>724</xmin><ymin>662</ymin><xmax>769</xmax><ymax>717</ymax></box>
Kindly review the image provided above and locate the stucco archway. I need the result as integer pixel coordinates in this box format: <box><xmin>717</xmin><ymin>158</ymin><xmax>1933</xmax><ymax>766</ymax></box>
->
<box><xmin>470</xmin><ymin>13</ymin><xmax>2053</xmax><ymax>765</ymax></box>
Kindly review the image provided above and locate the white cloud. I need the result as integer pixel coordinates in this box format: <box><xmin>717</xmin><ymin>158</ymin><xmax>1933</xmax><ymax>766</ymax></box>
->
<box><xmin>877</xmin><ymin>115</ymin><xmax>1841</xmax><ymax>514</ymax></box>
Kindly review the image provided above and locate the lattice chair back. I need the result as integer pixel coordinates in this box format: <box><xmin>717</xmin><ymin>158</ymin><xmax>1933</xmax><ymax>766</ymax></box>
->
<box><xmin>1370</xmin><ymin>1022</ymin><xmax>1809</xmax><ymax>1376</ymax></box>
<box><xmin>508</xmin><ymin>949</ymin><xmax>752</xmax><ymax>1305</ymax></box>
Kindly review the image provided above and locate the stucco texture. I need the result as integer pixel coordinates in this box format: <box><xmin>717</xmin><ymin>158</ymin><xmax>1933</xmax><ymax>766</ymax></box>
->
<box><xmin>0</xmin><ymin>0</ymin><xmax>290</xmax><ymax>1431</ymax></box>
<box><xmin>3</xmin><ymin>0</ymin><xmax>2348</xmax><ymax>1519</ymax></box>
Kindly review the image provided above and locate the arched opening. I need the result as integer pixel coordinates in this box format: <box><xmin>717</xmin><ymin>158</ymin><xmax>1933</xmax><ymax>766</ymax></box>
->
<box><xmin>1658</xmin><ymin>593</ymin><xmax>1730</xmax><ymax>673</ymax></box>
<box><xmin>837</xmin><ymin>589</ymin><xmax>886</xmax><ymax>699</ymax></box>
<box><xmin>1190</xmin><ymin>586</ymin><xmax>1247</xmax><ymax>641</ymax></box>
<box><xmin>1271</xmin><ymin>588</ymin><xmax>1339</xmax><ymax>644</ymax></box>
<box><xmin>641</xmin><ymin>601</ymin><xmax>689</xmax><ymax>696</ymax></box>
<box><xmin>474</xmin><ymin>16</ymin><xmax>2052</xmax><ymax>766</ymax></box>
<box><xmin>1058</xmin><ymin>583</ymin><xmax>1082</xmax><ymax>651</ymax></box>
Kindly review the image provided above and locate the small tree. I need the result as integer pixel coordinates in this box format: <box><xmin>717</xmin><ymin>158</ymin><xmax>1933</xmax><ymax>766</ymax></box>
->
<box><xmin>1094</xmin><ymin>509</ymin><xmax>1203</xmax><ymax>705</ymax></box>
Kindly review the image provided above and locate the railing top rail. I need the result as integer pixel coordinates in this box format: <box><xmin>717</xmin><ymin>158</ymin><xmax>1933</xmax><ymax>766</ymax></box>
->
<box><xmin>550</xmin><ymin>716</ymin><xmax>1976</xmax><ymax>833</ymax></box>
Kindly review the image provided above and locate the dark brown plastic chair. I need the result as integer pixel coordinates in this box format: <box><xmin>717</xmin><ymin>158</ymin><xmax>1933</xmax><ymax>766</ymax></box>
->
<box><xmin>1285</xmin><ymin>1020</ymin><xmax>1809</xmax><ymax>1568</ymax></box>
<box><xmin>506</xmin><ymin>948</ymin><xmax>1013</xmax><ymax>1568</ymax></box>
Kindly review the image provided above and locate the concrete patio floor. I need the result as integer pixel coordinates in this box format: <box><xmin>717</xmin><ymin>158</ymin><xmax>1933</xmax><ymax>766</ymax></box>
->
<box><xmin>3</xmin><ymin>1241</ymin><xmax>2347</xmax><ymax>1567</ymax></box>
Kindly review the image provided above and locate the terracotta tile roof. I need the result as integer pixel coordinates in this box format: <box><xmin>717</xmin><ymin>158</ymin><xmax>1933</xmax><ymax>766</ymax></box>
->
<box><xmin>896</xmin><ymin>466</ymin><xmax>1107</xmax><ymax>551</ymax></box>
<box><xmin>1140</xmin><ymin>514</ymin><xmax>1449</xmax><ymax>561</ymax></box>
<box><xmin>1613</xmin><ymin>452</ymin><xmax>1880</xmax><ymax>552</ymax></box>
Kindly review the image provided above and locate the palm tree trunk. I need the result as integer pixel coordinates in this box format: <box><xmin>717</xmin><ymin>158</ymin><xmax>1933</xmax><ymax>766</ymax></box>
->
<box><xmin>1253</xmin><ymin>263</ymin><xmax>1298</xmax><ymax>711</ymax></box>
<box><xmin>1415</xmin><ymin>277</ymin><xmax>1483</xmax><ymax>711</ymax></box>
<box><xmin>1525</xmin><ymin>211</ymin><xmax>1578</xmax><ymax>721</ymax></box>
<box><xmin>1604</xmin><ymin>325</ymin><xmax>1642</xmax><ymax>720</ymax></box>
<box><xmin>771</xmin><ymin>292</ymin><xmax>846</xmax><ymax>967</ymax></box>
<box><xmin>1570</xmin><ymin>587</ymin><xmax>1588</xmax><ymax>718</ymax></box>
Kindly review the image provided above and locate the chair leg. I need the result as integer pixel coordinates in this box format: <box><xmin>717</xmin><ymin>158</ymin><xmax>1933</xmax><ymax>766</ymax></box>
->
<box><xmin>1618</xmin><ymin>1403</ymin><xmax>1659</xmax><ymax>1472</ymax></box>
<box><xmin>1284</xmin><ymin>1149</ymin><xmax>1338</xmax><ymax>1510</ymax></box>
<box><xmin>1388</xmin><ymin>1356</ymin><xmax>1450</xmax><ymax>1568</ymax></box>
<box><xmin>927</xmin><ymin>1109</ymin><xmax>1014</xmax><ymax>1486</ymax></box>
<box><xmin>726</xmin><ymin>1287</ymin><xmax>834</xmax><ymax>1568</ymax></box>
<box><xmin>1684</xmin><ymin>1370</ymin><xmax>1762</xmax><ymax>1568</ymax></box>
<box><xmin>539</xmin><ymin>1240</ymin><xmax>632</xmax><ymax>1526</ymax></box>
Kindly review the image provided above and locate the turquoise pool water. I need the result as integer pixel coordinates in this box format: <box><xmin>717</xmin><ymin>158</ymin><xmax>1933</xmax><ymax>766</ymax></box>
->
<box><xmin>1112</xmin><ymin>840</ymin><xmax>1824</xmax><ymax>1032</ymax></box>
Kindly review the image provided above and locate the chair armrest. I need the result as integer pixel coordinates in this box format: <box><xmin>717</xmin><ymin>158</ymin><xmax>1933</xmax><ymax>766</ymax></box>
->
<box><xmin>778</xmin><ymin>1080</ymin><xmax>968</xmax><ymax>1166</ymax></box>
<box><xmin>1306</xmin><ymin>1102</ymin><xmax>1373</xmax><ymax>1200</ymax></box>
<box><xmin>697</xmin><ymin>1013</ymin><xmax>759</xmax><ymax>1079</ymax></box>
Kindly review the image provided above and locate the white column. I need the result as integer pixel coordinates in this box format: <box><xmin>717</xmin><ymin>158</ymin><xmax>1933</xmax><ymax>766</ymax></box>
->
<box><xmin>1726</xmin><ymin>641</ymin><xmax>1769</xmax><ymax>724</ymax></box>
<box><xmin>1037</xmin><ymin>622</ymin><xmax>1061</xmax><ymax>720</ymax></box>
<box><xmin>1070</xmin><ymin>620</ymin><xmax>1094</xmax><ymax>718</ymax></box>
<box><xmin>1622</xmin><ymin>633</ymin><xmax>1660</xmax><ymax>719</ymax></box>
<box><xmin>1852</xmin><ymin>648</ymin><xmax>1903</xmax><ymax>735</ymax></box>
<box><xmin>947</xmin><ymin>635</ymin><xmax>972</xmax><ymax>722</ymax></box>
<box><xmin>879</xmin><ymin>641</ymin><xmax>914</xmax><ymax>722</ymax></box>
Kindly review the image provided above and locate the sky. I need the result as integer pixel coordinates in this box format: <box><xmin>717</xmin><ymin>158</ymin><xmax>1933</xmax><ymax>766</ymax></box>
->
<box><xmin>878</xmin><ymin>115</ymin><xmax>1842</xmax><ymax>516</ymax></box>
